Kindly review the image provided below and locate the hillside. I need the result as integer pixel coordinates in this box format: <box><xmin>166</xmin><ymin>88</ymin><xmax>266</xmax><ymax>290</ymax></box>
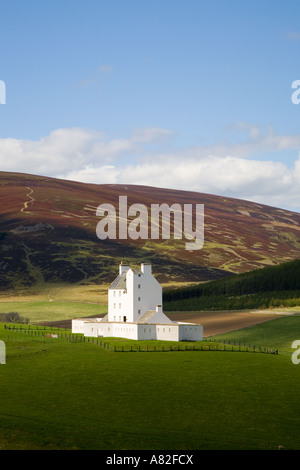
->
<box><xmin>0</xmin><ymin>171</ymin><xmax>300</xmax><ymax>296</ymax></box>
<box><xmin>163</xmin><ymin>259</ymin><xmax>300</xmax><ymax>311</ymax></box>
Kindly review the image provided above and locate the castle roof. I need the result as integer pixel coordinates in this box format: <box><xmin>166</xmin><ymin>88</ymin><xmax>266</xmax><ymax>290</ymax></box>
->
<box><xmin>109</xmin><ymin>271</ymin><xmax>127</xmax><ymax>290</ymax></box>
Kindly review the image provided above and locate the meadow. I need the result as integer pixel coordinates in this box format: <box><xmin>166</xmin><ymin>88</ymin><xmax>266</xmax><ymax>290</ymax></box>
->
<box><xmin>0</xmin><ymin>300</ymin><xmax>107</xmax><ymax>324</ymax></box>
<box><xmin>1</xmin><ymin>315</ymin><xmax>300</xmax><ymax>450</ymax></box>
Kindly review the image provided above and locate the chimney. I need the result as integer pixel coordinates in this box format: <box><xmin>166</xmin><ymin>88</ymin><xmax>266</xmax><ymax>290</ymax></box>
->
<box><xmin>141</xmin><ymin>263</ymin><xmax>152</xmax><ymax>275</ymax></box>
<box><xmin>156</xmin><ymin>305</ymin><xmax>162</xmax><ymax>314</ymax></box>
<box><xmin>119</xmin><ymin>263</ymin><xmax>130</xmax><ymax>275</ymax></box>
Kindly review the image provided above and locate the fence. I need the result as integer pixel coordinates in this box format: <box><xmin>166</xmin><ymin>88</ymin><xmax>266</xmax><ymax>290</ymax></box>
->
<box><xmin>205</xmin><ymin>337</ymin><xmax>278</xmax><ymax>355</ymax></box>
<box><xmin>3</xmin><ymin>325</ymin><xmax>279</xmax><ymax>355</ymax></box>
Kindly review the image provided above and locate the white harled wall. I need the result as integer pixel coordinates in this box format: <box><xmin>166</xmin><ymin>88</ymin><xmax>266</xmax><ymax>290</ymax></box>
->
<box><xmin>135</xmin><ymin>264</ymin><xmax>162</xmax><ymax>322</ymax></box>
<box><xmin>71</xmin><ymin>263</ymin><xmax>203</xmax><ymax>342</ymax></box>
<box><xmin>80</xmin><ymin>319</ymin><xmax>203</xmax><ymax>342</ymax></box>
<box><xmin>108</xmin><ymin>263</ymin><xmax>162</xmax><ymax>323</ymax></box>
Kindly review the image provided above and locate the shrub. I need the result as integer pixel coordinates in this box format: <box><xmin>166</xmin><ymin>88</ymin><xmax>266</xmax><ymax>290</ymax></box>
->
<box><xmin>0</xmin><ymin>312</ymin><xmax>29</xmax><ymax>324</ymax></box>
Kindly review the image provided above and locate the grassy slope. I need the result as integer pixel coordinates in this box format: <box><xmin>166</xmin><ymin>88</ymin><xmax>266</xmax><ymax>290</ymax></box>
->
<box><xmin>163</xmin><ymin>259</ymin><xmax>300</xmax><ymax>311</ymax></box>
<box><xmin>1</xmin><ymin>319</ymin><xmax>300</xmax><ymax>450</ymax></box>
<box><xmin>0</xmin><ymin>300</ymin><xmax>107</xmax><ymax>323</ymax></box>
<box><xmin>212</xmin><ymin>315</ymin><xmax>300</xmax><ymax>352</ymax></box>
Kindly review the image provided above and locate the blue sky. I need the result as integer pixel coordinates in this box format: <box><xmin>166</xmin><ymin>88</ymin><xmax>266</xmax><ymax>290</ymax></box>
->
<box><xmin>1</xmin><ymin>0</ymin><xmax>300</xmax><ymax>211</ymax></box>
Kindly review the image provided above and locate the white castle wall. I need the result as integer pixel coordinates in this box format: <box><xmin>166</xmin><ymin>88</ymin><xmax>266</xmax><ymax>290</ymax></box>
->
<box><xmin>71</xmin><ymin>263</ymin><xmax>203</xmax><ymax>342</ymax></box>
<box><xmin>80</xmin><ymin>319</ymin><xmax>203</xmax><ymax>342</ymax></box>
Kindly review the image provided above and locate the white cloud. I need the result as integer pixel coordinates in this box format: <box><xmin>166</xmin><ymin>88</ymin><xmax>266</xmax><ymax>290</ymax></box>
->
<box><xmin>1</xmin><ymin>125</ymin><xmax>300</xmax><ymax>212</ymax></box>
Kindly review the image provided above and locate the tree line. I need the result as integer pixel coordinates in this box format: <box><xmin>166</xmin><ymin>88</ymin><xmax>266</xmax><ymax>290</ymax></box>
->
<box><xmin>163</xmin><ymin>259</ymin><xmax>300</xmax><ymax>311</ymax></box>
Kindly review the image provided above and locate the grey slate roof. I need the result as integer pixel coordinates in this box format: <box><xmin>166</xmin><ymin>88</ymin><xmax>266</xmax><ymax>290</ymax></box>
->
<box><xmin>109</xmin><ymin>271</ymin><xmax>127</xmax><ymax>290</ymax></box>
<box><xmin>137</xmin><ymin>310</ymin><xmax>157</xmax><ymax>324</ymax></box>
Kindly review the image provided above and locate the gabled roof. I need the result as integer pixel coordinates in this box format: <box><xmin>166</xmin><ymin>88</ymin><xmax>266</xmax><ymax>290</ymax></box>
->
<box><xmin>137</xmin><ymin>310</ymin><xmax>157</xmax><ymax>324</ymax></box>
<box><xmin>131</xmin><ymin>268</ymin><xmax>142</xmax><ymax>274</ymax></box>
<box><xmin>109</xmin><ymin>271</ymin><xmax>127</xmax><ymax>290</ymax></box>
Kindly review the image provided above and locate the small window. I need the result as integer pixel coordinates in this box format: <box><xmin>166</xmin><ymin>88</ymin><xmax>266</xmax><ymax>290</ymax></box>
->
<box><xmin>119</xmin><ymin>291</ymin><xmax>121</xmax><ymax>297</ymax></box>
<box><xmin>138</xmin><ymin>284</ymin><xmax>141</xmax><ymax>289</ymax></box>
<box><xmin>138</xmin><ymin>309</ymin><xmax>141</xmax><ymax>314</ymax></box>
<box><xmin>113</xmin><ymin>303</ymin><xmax>116</xmax><ymax>309</ymax></box>
<box><xmin>138</xmin><ymin>297</ymin><xmax>141</xmax><ymax>301</ymax></box>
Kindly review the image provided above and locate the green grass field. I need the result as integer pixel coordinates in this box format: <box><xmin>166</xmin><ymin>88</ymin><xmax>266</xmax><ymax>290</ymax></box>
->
<box><xmin>212</xmin><ymin>315</ymin><xmax>300</xmax><ymax>353</ymax></box>
<box><xmin>1</xmin><ymin>317</ymin><xmax>300</xmax><ymax>450</ymax></box>
<box><xmin>0</xmin><ymin>300</ymin><xmax>107</xmax><ymax>323</ymax></box>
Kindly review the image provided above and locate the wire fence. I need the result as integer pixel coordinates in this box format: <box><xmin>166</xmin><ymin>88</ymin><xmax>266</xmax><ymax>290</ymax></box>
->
<box><xmin>3</xmin><ymin>324</ymin><xmax>279</xmax><ymax>355</ymax></box>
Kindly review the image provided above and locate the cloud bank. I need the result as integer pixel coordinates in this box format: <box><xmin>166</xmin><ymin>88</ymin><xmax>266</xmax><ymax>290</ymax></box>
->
<box><xmin>0</xmin><ymin>125</ymin><xmax>300</xmax><ymax>212</ymax></box>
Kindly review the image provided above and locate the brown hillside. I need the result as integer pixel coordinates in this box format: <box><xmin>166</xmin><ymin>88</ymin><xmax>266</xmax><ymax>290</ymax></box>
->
<box><xmin>0</xmin><ymin>171</ymin><xmax>299</xmax><ymax>293</ymax></box>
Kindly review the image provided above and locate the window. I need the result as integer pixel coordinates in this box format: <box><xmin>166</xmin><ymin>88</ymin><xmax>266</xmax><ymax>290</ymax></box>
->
<box><xmin>138</xmin><ymin>309</ymin><xmax>141</xmax><ymax>314</ymax></box>
<box><xmin>113</xmin><ymin>291</ymin><xmax>116</xmax><ymax>297</ymax></box>
<box><xmin>113</xmin><ymin>303</ymin><xmax>116</xmax><ymax>309</ymax></box>
<box><xmin>138</xmin><ymin>297</ymin><xmax>141</xmax><ymax>301</ymax></box>
<box><xmin>138</xmin><ymin>284</ymin><xmax>141</xmax><ymax>288</ymax></box>
<box><xmin>119</xmin><ymin>291</ymin><xmax>121</xmax><ymax>297</ymax></box>
<box><xmin>119</xmin><ymin>303</ymin><xmax>121</xmax><ymax>309</ymax></box>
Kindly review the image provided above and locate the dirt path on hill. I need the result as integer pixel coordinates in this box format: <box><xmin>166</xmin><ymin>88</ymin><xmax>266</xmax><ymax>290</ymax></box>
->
<box><xmin>41</xmin><ymin>311</ymin><xmax>283</xmax><ymax>336</ymax></box>
<box><xmin>21</xmin><ymin>187</ymin><xmax>34</xmax><ymax>212</ymax></box>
